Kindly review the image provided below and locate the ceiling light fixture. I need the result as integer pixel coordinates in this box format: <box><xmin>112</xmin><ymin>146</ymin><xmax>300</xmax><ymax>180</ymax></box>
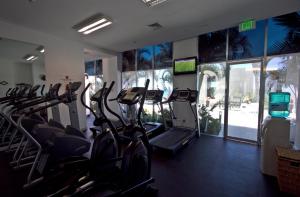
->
<box><xmin>78</xmin><ymin>18</ymin><xmax>107</xmax><ymax>33</ymax></box>
<box><xmin>142</xmin><ymin>0</ymin><xmax>168</xmax><ymax>7</ymax></box>
<box><xmin>37</xmin><ymin>46</ymin><xmax>45</xmax><ymax>53</ymax></box>
<box><xmin>83</xmin><ymin>21</ymin><xmax>112</xmax><ymax>35</ymax></box>
<box><xmin>24</xmin><ymin>55</ymin><xmax>37</xmax><ymax>61</ymax></box>
<box><xmin>74</xmin><ymin>14</ymin><xmax>112</xmax><ymax>35</ymax></box>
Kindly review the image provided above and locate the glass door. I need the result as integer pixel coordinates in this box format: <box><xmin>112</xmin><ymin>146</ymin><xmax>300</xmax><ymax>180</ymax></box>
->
<box><xmin>227</xmin><ymin>61</ymin><xmax>261</xmax><ymax>142</ymax></box>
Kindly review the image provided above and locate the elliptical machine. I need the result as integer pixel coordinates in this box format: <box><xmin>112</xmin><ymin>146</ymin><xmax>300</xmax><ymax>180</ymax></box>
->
<box><xmin>50</xmin><ymin>79</ymin><xmax>157</xmax><ymax>197</ymax></box>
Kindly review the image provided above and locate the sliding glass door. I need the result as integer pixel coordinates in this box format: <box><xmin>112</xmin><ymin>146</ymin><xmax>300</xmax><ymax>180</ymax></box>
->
<box><xmin>226</xmin><ymin>62</ymin><xmax>261</xmax><ymax>142</ymax></box>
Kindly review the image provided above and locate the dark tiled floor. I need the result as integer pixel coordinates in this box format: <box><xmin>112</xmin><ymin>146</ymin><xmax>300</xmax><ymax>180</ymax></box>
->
<box><xmin>151</xmin><ymin>136</ymin><xmax>282</xmax><ymax>197</ymax></box>
<box><xmin>0</xmin><ymin>129</ymin><xmax>285</xmax><ymax>197</ymax></box>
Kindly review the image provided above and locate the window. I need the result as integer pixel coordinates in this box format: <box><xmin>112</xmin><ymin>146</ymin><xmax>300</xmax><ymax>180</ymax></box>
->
<box><xmin>198</xmin><ymin>63</ymin><xmax>226</xmax><ymax>136</ymax></box>
<box><xmin>264</xmin><ymin>54</ymin><xmax>299</xmax><ymax>120</ymax></box>
<box><xmin>229</xmin><ymin>20</ymin><xmax>265</xmax><ymax>60</ymax></box>
<box><xmin>121</xmin><ymin>42</ymin><xmax>173</xmax><ymax>90</ymax></box>
<box><xmin>121</xmin><ymin>71</ymin><xmax>136</xmax><ymax>89</ymax></box>
<box><xmin>137</xmin><ymin>70</ymin><xmax>154</xmax><ymax>89</ymax></box>
<box><xmin>122</xmin><ymin>50</ymin><xmax>136</xmax><ymax>72</ymax></box>
<box><xmin>85</xmin><ymin>61</ymin><xmax>95</xmax><ymax>75</ymax></box>
<box><xmin>154</xmin><ymin>68</ymin><xmax>173</xmax><ymax>100</ymax></box>
<box><xmin>137</xmin><ymin>46</ymin><xmax>154</xmax><ymax>70</ymax></box>
<box><xmin>84</xmin><ymin>59</ymin><xmax>104</xmax><ymax>113</ymax></box>
<box><xmin>267</xmin><ymin>12</ymin><xmax>300</xmax><ymax>56</ymax></box>
<box><xmin>154</xmin><ymin>42</ymin><xmax>173</xmax><ymax>69</ymax></box>
<box><xmin>198</xmin><ymin>30</ymin><xmax>227</xmax><ymax>63</ymax></box>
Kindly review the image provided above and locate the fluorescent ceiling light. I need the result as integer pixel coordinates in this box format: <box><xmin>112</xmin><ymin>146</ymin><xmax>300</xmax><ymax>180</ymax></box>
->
<box><xmin>36</xmin><ymin>46</ymin><xmax>45</xmax><ymax>53</ymax></box>
<box><xmin>24</xmin><ymin>55</ymin><xmax>38</xmax><ymax>61</ymax></box>
<box><xmin>142</xmin><ymin>0</ymin><xmax>168</xmax><ymax>7</ymax></box>
<box><xmin>83</xmin><ymin>21</ymin><xmax>112</xmax><ymax>35</ymax></box>
<box><xmin>74</xmin><ymin>14</ymin><xmax>112</xmax><ymax>35</ymax></box>
<box><xmin>78</xmin><ymin>18</ymin><xmax>107</xmax><ymax>33</ymax></box>
<box><xmin>26</xmin><ymin>55</ymin><xmax>35</xmax><ymax>61</ymax></box>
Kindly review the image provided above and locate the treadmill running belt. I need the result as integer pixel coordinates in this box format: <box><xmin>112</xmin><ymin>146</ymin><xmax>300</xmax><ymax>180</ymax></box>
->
<box><xmin>150</xmin><ymin>128</ymin><xmax>194</xmax><ymax>151</ymax></box>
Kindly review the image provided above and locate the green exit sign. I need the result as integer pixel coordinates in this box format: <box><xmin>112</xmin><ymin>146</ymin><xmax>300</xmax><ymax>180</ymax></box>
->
<box><xmin>239</xmin><ymin>19</ymin><xmax>256</xmax><ymax>32</ymax></box>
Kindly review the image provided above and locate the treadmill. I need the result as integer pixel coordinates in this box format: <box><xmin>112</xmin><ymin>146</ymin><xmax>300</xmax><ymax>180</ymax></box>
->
<box><xmin>150</xmin><ymin>89</ymin><xmax>199</xmax><ymax>154</ymax></box>
<box><xmin>143</xmin><ymin>90</ymin><xmax>165</xmax><ymax>138</ymax></box>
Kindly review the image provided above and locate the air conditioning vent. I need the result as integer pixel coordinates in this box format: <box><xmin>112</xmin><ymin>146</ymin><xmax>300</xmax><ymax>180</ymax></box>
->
<box><xmin>148</xmin><ymin>23</ymin><xmax>163</xmax><ymax>30</ymax></box>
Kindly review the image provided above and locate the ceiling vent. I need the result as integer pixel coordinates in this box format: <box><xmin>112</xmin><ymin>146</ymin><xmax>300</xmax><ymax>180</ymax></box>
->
<box><xmin>142</xmin><ymin>0</ymin><xmax>168</xmax><ymax>7</ymax></box>
<box><xmin>148</xmin><ymin>23</ymin><xmax>163</xmax><ymax>30</ymax></box>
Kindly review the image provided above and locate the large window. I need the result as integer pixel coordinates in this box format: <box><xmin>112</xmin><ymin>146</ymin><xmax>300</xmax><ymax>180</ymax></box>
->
<box><xmin>121</xmin><ymin>71</ymin><xmax>136</xmax><ymax>89</ymax></box>
<box><xmin>121</xmin><ymin>42</ymin><xmax>173</xmax><ymax>90</ymax></box>
<box><xmin>198</xmin><ymin>63</ymin><xmax>226</xmax><ymax>137</ymax></box>
<box><xmin>229</xmin><ymin>20</ymin><xmax>265</xmax><ymax>60</ymax></box>
<box><xmin>198</xmin><ymin>30</ymin><xmax>227</xmax><ymax>63</ymax></box>
<box><xmin>84</xmin><ymin>60</ymin><xmax>104</xmax><ymax>114</ymax></box>
<box><xmin>121</xmin><ymin>42</ymin><xmax>173</xmax><ymax>123</ymax></box>
<box><xmin>137</xmin><ymin>46</ymin><xmax>154</xmax><ymax>70</ymax></box>
<box><xmin>122</xmin><ymin>50</ymin><xmax>136</xmax><ymax>72</ymax></box>
<box><xmin>267</xmin><ymin>12</ymin><xmax>300</xmax><ymax>56</ymax></box>
<box><xmin>264</xmin><ymin>54</ymin><xmax>300</xmax><ymax>120</ymax></box>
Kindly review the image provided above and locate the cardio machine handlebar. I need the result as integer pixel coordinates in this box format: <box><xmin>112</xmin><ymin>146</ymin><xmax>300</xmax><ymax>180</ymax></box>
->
<box><xmin>80</xmin><ymin>83</ymin><xmax>97</xmax><ymax>118</ymax></box>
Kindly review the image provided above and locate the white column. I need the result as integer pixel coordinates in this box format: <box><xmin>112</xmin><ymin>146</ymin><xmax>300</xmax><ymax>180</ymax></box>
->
<box><xmin>102</xmin><ymin>56</ymin><xmax>121</xmax><ymax>120</ymax></box>
<box><xmin>294</xmin><ymin>65</ymin><xmax>300</xmax><ymax>150</ymax></box>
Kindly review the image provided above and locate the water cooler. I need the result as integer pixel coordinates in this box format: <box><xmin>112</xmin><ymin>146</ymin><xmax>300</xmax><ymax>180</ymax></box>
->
<box><xmin>261</xmin><ymin>92</ymin><xmax>291</xmax><ymax>177</ymax></box>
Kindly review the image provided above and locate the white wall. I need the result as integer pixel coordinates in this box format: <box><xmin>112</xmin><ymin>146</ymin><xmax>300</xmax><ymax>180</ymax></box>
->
<box><xmin>0</xmin><ymin>20</ymin><xmax>87</xmax><ymax>130</ymax></box>
<box><xmin>102</xmin><ymin>55</ymin><xmax>121</xmax><ymax>120</ymax></box>
<box><xmin>173</xmin><ymin>37</ymin><xmax>198</xmax><ymax>128</ymax></box>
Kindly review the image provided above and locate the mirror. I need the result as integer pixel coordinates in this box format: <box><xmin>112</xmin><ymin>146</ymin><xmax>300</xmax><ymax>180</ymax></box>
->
<box><xmin>0</xmin><ymin>37</ymin><xmax>45</xmax><ymax>97</ymax></box>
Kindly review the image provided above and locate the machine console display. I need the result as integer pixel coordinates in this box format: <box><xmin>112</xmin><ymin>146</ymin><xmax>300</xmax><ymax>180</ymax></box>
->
<box><xmin>68</xmin><ymin>82</ymin><xmax>82</xmax><ymax>92</ymax></box>
<box><xmin>91</xmin><ymin>88</ymin><xmax>107</xmax><ymax>101</ymax></box>
<box><xmin>178</xmin><ymin>91</ymin><xmax>190</xmax><ymax>99</ymax></box>
<box><xmin>145</xmin><ymin>90</ymin><xmax>163</xmax><ymax>101</ymax></box>
<box><xmin>123</xmin><ymin>92</ymin><xmax>138</xmax><ymax>102</ymax></box>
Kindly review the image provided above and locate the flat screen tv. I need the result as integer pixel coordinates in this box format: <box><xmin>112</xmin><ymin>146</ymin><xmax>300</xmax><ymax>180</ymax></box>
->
<box><xmin>173</xmin><ymin>57</ymin><xmax>197</xmax><ymax>75</ymax></box>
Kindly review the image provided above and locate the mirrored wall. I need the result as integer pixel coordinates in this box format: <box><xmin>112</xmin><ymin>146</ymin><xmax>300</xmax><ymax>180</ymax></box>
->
<box><xmin>0</xmin><ymin>37</ymin><xmax>45</xmax><ymax>97</ymax></box>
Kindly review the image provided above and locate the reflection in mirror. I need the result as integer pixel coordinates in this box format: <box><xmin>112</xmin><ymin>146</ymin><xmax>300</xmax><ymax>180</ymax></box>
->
<box><xmin>0</xmin><ymin>37</ymin><xmax>45</xmax><ymax>97</ymax></box>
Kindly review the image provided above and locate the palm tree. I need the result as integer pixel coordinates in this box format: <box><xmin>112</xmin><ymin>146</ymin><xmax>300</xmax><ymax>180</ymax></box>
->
<box><xmin>154</xmin><ymin>43</ymin><xmax>172</xmax><ymax>68</ymax></box>
<box><xmin>198</xmin><ymin>30</ymin><xmax>227</xmax><ymax>63</ymax></box>
<box><xmin>228</xmin><ymin>28</ymin><xmax>252</xmax><ymax>59</ymax></box>
<box><xmin>138</xmin><ymin>48</ymin><xmax>152</xmax><ymax>70</ymax></box>
<box><xmin>270</xmin><ymin>12</ymin><xmax>300</xmax><ymax>55</ymax></box>
<box><xmin>122</xmin><ymin>50</ymin><xmax>136</xmax><ymax>71</ymax></box>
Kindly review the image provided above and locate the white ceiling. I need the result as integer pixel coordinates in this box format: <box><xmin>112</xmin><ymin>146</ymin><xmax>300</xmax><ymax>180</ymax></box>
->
<box><xmin>0</xmin><ymin>37</ymin><xmax>44</xmax><ymax>63</ymax></box>
<box><xmin>0</xmin><ymin>0</ymin><xmax>300</xmax><ymax>52</ymax></box>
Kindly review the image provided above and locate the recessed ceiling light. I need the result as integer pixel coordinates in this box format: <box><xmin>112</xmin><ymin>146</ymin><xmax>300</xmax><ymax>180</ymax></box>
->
<box><xmin>142</xmin><ymin>0</ymin><xmax>168</xmax><ymax>7</ymax></box>
<box><xmin>78</xmin><ymin>18</ymin><xmax>107</xmax><ymax>33</ymax></box>
<box><xmin>37</xmin><ymin>46</ymin><xmax>45</xmax><ymax>53</ymax></box>
<box><xmin>24</xmin><ymin>55</ymin><xmax>38</xmax><ymax>61</ymax></box>
<box><xmin>83</xmin><ymin>21</ymin><xmax>112</xmax><ymax>35</ymax></box>
<box><xmin>74</xmin><ymin>14</ymin><xmax>112</xmax><ymax>35</ymax></box>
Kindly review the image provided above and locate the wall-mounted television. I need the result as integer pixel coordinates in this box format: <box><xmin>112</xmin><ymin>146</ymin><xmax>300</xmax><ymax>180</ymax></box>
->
<box><xmin>173</xmin><ymin>57</ymin><xmax>198</xmax><ymax>75</ymax></box>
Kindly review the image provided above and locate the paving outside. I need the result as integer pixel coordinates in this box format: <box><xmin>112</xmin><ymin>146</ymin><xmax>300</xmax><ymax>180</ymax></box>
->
<box><xmin>202</xmin><ymin>103</ymin><xmax>261</xmax><ymax>141</ymax></box>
